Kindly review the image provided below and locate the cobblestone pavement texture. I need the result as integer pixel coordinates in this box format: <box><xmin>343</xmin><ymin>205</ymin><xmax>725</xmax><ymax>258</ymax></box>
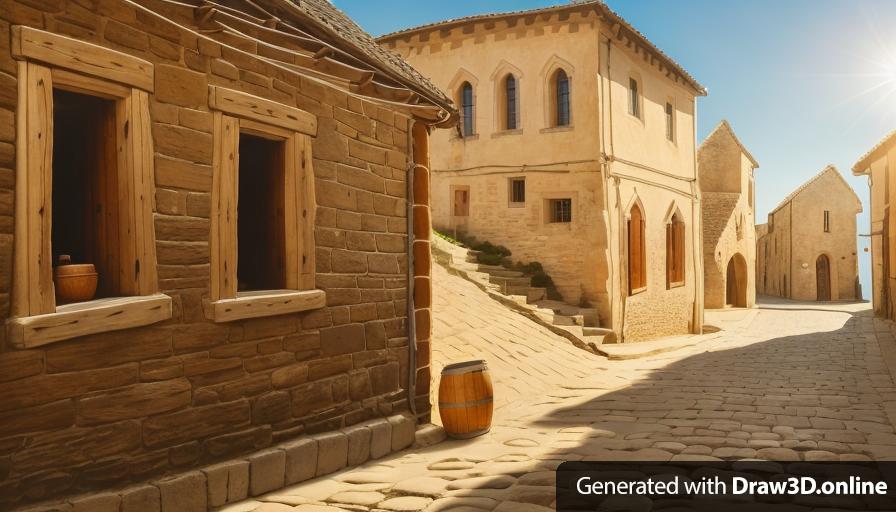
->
<box><xmin>223</xmin><ymin>264</ymin><xmax>896</xmax><ymax>511</ymax></box>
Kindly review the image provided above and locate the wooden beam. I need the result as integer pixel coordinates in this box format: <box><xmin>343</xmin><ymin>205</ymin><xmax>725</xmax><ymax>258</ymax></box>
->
<box><xmin>11</xmin><ymin>26</ymin><xmax>154</xmax><ymax>92</ymax></box>
<box><xmin>7</xmin><ymin>294</ymin><xmax>173</xmax><ymax>349</ymax></box>
<box><xmin>51</xmin><ymin>68</ymin><xmax>131</xmax><ymax>99</ymax></box>
<box><xmin>300</xmin><ymin>134</ymin><xmax>316</xmax><ymax>289</ymax></box>
<box><xmin>209</xmin><ymin>85</ymin><xmax>317</xmax><ymax>136</ymax></box>
<box><xmin>205</xmin><ymin>289</ymin><xmax>326</xmax><ymax>322</ymax></box>
<box><xmin>210</xmin><ymin>113</ymin><xmax>240</xmax><ymax>301</ymax></box>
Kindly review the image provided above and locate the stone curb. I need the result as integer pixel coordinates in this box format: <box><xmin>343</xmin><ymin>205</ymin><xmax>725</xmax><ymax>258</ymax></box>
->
<box><xmin>17</xmin><ymin>413</ymin><xmax>417</xmax><ymax>512</ymax></box>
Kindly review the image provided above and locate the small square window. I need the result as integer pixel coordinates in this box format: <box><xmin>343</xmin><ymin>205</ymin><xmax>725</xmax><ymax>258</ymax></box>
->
<box><xmin>549</xmin><ymin>198</ymin><xmax>572</xmax><ymax>223</ymax></box>
<box><xmin>509</xmin><ymin>178</ymin><xmax>525</xmax><ymax>206</ymax></box>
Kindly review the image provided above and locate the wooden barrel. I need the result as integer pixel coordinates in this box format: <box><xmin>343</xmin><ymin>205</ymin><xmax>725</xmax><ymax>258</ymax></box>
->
<box><xmin>438</xmin><ymin>360</ymin><xmax>493</xmax><ymax>439</ymax></box>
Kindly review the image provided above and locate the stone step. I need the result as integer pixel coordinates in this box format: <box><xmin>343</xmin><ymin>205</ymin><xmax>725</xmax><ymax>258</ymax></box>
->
<box><xmin>489</xmin><ymin>275</ymin><xmax>532</xmax><ymax>288</ymax></box>
<box><xmin>504</xmin><ymin>285</ymin><xmax>533</xmax><ymax>296</ymax></box>
<box><xmin>485</xmin><ymin>268</ymin><xmax>525</xmax><ymax>278</ymax></box>
<box><xmin>527</xmin><ymin>287</ymin><xmax>546</xmax><ymax>303</ymax></box>
<box><xmin>579</xmin><ymin>308</ymin><xmax>600</xmax><ymax>327</ymax></box>
<box><xmin>532</xmin><ymin>299</ymin><xmax>581</xmax><ymax>317</ymax></box>
<box><xmin>464</xmin><ymin>250</ymin><xmax>481</xmax><ymax>263</ymax></box>
<box><xmin>583</xmin><ymin>326</ymin><xmax>614</xmax><ymax>337</ymax></box>
<box><xmin>476</xmin><ymin>263</ymin><xmax>505</xmax><ymax>272</ymax></box>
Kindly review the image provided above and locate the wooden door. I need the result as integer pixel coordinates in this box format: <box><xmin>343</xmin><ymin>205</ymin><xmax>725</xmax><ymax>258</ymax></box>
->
<box><xmin>816</xmin><ymin>254</ymin><xmax>831</xmax><ymax>301</ymax></box>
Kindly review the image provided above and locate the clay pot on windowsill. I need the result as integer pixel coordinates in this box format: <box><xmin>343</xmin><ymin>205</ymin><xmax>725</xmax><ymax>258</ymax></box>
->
<box><xmin>54</xmin><ymin>255</ymin><xmax>98</xmax><ymax>304</ymax></box>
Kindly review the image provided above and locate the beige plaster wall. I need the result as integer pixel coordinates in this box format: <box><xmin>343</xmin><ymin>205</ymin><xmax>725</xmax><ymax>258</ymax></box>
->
<box><xmin>382</xmin><ymin>12</ymin><xmax>703</xmax><ymax>340</ymax></box>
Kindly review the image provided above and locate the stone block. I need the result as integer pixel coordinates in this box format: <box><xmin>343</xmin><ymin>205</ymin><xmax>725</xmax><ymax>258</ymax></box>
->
<box><xmin>248</xmin><ymin>448</ymin><xmax>286</xmax><ymax>496</ymax></box>
<box><xmin>202</xmin><ymin>460</ymin><xmax>249</xmax><ymax>507</ymax></box>
<box><xmin>315</xmin><ymin>431</ymin><xmax>348</xmax><ymax>476</ymax></box>
<box><xmin>251</xmin><ymin>391</ymin><xmax>292</xmax><ymax>424</ymax></box>
<box><xmin>157</xmin><ymin>471</ymin><xmax>207</xmax><ymax>512</ymax></box>
<box><xmin>283</xmin><ymin>437</ymin><xmax>318</xmax><ymax>484</ymax></box>
<box><xmin>70</xmin><ymin>493</ymin><xmax>120</xmax><ymax>512</ymax></box>
<box><xmin>344</xmin><ymin>424</ymin><xmax>372</xmax><ymax>466</ymax></box>
<box><xmin>320</xmin><ymin>323</ymin><xmax>366</xmax><ymax>357</ymax></box>
<box><xmin>389</xmin><ymin>414</ymin><xmax>415</xmax><ymax>452</ymax></box>
<box><xmin>368</xmin><ymin>418</ymin><xmax>393</xmax><ymax>459</ymax></box>
<box><xmin>120</xmin><ymin>485</ymin><xmax>160</xmax><ymax>512</ymax></box>
<box><xmin>77</xmin><ymin>378</ymin><xmax>191</xmax><ymax>426</ymax></box>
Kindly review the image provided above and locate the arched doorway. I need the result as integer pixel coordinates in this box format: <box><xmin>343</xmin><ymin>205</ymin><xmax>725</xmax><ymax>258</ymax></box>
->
<box><xmin>816</xmin><ymin>254</ymin><xmax>831</xmax><ymax>301</ymax></box>
<box><xmin>725</xmin><ymin>253</ymin><xmax>747</xmax><ymax>307</ymax></box>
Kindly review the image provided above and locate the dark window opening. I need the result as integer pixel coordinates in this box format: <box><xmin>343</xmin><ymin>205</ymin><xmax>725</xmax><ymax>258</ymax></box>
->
<box><xmin>556</xmin><ymin>70</ymin><xmax>570</xmax><ymax>127</ymax></box>
<box><xmin>461</xmin><ymin>82</ymin><xmax>474</xmax><ymax>137</ymax></box>
<box><xmin>549</xmin><ymin>198</ymin><xmax>572</xmax><ymax>223</ymax></box>
<box><xmin>52</xmin><ymin>88</ymin><xmax>120</xmax><ymax>300</ymax></box>
<box><xmin>505</xmin><ymin>75</ymin><xmax>517</xmax><ymax>130</ymax></box>
<box><xmin>238</xmin><ymin>133</ymin><xmax>287</xmax><ymax>291</ymax></box>
<box><xmin>665</xmin><ymin>102</ymin><xmax>674</xmax><ymax>141</ymax></box>
<box><xmin>629</xmin><ymin>78</ymin><xmax>640</xmax><ymax>118</ymax></box>
<box><xmin>824</xmin><ymin>210</ymin><xmax>830</xmax><ymax>232</ymax></box>
<box><xmin>510</xmin><ymin>178</ymin><xmax>525</xmax><ymax>204</ymax></box>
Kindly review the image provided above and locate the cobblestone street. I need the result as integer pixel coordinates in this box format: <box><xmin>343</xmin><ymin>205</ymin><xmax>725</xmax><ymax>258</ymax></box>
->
<box><xmin>223</xmin><ymin>264</ymin><xmax>896</xmax><ymax>511</ymax></box>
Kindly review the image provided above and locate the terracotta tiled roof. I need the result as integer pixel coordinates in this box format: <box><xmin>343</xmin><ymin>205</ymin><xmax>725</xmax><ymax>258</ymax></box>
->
<box><xmin>699</xmin><ymin>120</ymin><xmax>759</xmax><ymax>168</ymax></box>
<box><xmin>286</xmin><ymin>0</ymin><xmax>452</xmax><ymax>107</ymax></box>
<box><xmin>376</xmin><ymin>0</ymin><xmax>706</xmax><ymax>96</ymax></box>
<box><xmin>852</xmin><ymin>129</ymin><xmax>896</xmax><ymax>175</ymax></box>
<box><xmin>770</xmin><ymin>165</ymin><xmax>862</xmax><ymax>215</ymax></box>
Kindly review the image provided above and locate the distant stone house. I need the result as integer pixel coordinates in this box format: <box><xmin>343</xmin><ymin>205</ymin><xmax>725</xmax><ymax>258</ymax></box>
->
<box><xmin>756</xmin><ymin>166</ymin><xmax>862</xmax><ymax>301</ymax></box>
<box><xmin>0</xmin><ymin>0</ymin><xmax>454</xmax><ymax>508</ymax></box>
<box><xmin>698</xmin><ymin>121</ymin><xmax>759</xmax><ymax>308</ymax></box>
<box><xmin>377</xmin><ymin>1</ymin><xmax>707</xmax><ymax>341</ymax></box>
<box><xmin>853</xmin><ymin>130</ymin><xmax>896</xmax><ymax>318</ymax></box>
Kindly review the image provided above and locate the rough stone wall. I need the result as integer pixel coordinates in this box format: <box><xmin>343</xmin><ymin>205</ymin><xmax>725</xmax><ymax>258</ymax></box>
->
<box><xmin>0</xmin><ymin>2</ymin><xmax>419</xmax><ymax>507</ymax></box>
<box><xmin>432</xmin><ymin>168</ymin><xmax>606</xmax><ymax>308</ymax></box>
<box><xmin>757</xmin><ymin>169</ymin><xmax>860</xmax><ymax>301</ymax></box>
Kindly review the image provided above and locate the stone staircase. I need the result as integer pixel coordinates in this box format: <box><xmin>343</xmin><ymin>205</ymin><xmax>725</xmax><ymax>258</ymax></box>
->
<box><xmin>432</xmin><ymin>236</ymin><xmax>614</xmax><ymax>353</ymax></box>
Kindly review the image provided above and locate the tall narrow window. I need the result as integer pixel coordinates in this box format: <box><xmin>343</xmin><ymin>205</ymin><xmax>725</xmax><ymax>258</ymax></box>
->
<box><xmin>629</xmin><ymin>77</ymin><xmax>640</xmax><ymax>118</ymax></box>
<box><xmin>665</xmin><ymin>101</ymin><xmax>674</xmax><ymax>141</ymax></box>
<box><xmin>823</xmin><ymin>210</ymin><xmax>830</xmax><ymax>232</ymax></box>
<box><xmin>666</xmin><ymin>212</ymin><xmax>685</xmax><ymax>288</ymax></box>
<box><xmin>505</xmin><ymin>75</ymin><xmax>517</xmax><ymax>130</ymax></box>
<box><xmin>549</xmin><ymin>198</ymin><xmax>572</xmax><ymax>223</ymax></box>
<box><xmin>556</xmin><ymin>70</ymin><xmax>570</xmax><ymax>126</ymax></box>
<box><xmin>238</xmin><ymin>133</ymin><xmax>287</xmax><ymax>291</ymax></box>
<box><xmin>461</xmin><ymin>82</ymin><xmax>474</xmax><ymax>137</ymax></box>
<box><xmin>628</xmin><ymin>204</ymin><xmax>647</xmax><ymax>293</ymax></box>
<box><xmin>509</xmin><ymin>177</ymin><xmax>525</xmax><ymax>206</ymax></box>
<box><xmin>52</xmin><ymin>89</ymin><xmax>121</xmax><ymax>301</ymax></box>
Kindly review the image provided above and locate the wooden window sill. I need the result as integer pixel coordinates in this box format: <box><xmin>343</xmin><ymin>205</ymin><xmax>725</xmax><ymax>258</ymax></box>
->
<box><xmin>540</xmin><ymin>125</ymin><xmax>574</xmax><ymax>134</ymax></box>
<box><xmin>205</xmin><ymin>289</ymin><xmax>326</xmax><ymax>323</ymax></box>
<box><xmin>491</xmin><ymin>129</ymin><xmax>523</xmax><ymax>138</ymax></box>
<box><xmin>508</xmin><ymin>202</ymin><xmax>526</xmax><ymax>208</ymax></box>
<box><xmin>7</xmin><ymin>294</ymin><xmax>173</xmax><ymax>349</ymax></box>
<box><xmin>667</xmin><ymin>281</ymin><xmax>685</xmax><ymax>289</ymax></box>
<box><xmin>629</xmin><ymin>286</ymin><xmax>647</xmax><ymax>296</ymax></box>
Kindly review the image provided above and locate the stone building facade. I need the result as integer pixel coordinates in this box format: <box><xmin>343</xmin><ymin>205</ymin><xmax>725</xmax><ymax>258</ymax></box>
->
<box><xmin>0</xmin><ymin>0</ymin><xmax>453</xmax><ymax>508</ymax></box>
<box><xmin>698</xmin><ymin>121</ymin><xmax>758</xmax><ymax>309</ymax></box>
<box><xmin>378</xmin><ymin>1</ymin><xmax>707</xmax><ymax>341</ymax></box>
<box><xmin>853</xmin><ymin>131</ymin><xmax>896</xmax><ymax>318</ymax></box>
<box><xmin>756</xmin><ymin>166</ymin><xmax>862</xmax><ymax>301</ymax></box>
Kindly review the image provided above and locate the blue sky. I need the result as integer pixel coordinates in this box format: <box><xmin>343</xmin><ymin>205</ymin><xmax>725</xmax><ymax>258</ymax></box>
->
<box><xmin>336</xmin><ymin>0</ymin><xmax>896</xmax><ymax>300</ymax></box>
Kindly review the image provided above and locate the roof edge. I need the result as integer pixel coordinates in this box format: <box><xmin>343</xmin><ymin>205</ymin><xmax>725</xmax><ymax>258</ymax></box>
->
<box><xmin>375</xmin><ymin>0</ymin><xmax>706</xmax><ymax>96</ymax></box>
<box><xmin>852</xmin><ymin>129</ymin><xmax>896</xmax><ymax>175</ymax></box>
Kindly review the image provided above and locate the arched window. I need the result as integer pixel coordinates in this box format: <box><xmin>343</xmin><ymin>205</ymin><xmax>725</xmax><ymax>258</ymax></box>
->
<box><xmin>628</xmin><ymin>203</ymin><xmax>647</xmax><ymax>294</ymax></box>
<box><xmin>504</xmin><ymin>74</ymin><xmax>518</xmax><ymax>130</ymax></box>
<box><xmin>460</xmin><ymin>82</ymin><xmax>474</xmax><ymax>137</ymax></box>
<box><xmin>555</xmin><ymin>69</ymin><xmax>570</xmax><ymax>126</ymax></box>
<box><xmin>666</xmin><ymin>211</ymin><xmax>685</xmax><ymax>288</ymax></box>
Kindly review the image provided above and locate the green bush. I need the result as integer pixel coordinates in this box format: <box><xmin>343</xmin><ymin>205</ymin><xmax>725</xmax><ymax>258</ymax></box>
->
<box><xmin>476</xmin><ymin>252</ymin><xmax>505</xmax><ymax>266</ymax></box>
<box><xmin>471</xmin><ymin>241</ymin><xmax>511</xmax><ymax>257</ymax></box>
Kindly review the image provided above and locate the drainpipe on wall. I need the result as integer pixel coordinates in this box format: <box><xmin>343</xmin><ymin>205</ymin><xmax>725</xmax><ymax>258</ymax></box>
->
<box><xmin>406</xmin><ymin>125</ymin><xmax>417</xmax><ymax>418</ymax></box>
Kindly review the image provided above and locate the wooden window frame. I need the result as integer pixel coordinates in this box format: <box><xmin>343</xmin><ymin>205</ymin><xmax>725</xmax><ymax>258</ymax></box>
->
<box><xmin>547</xmin><ymin>198</ymin><xmax>572</xmax><ymax>223</ymax></box>
<box><xmin>508</xmin><ymin>177</ymin><xmax>525</xmax><ymax>207</ymax></box>
<box><xmin>628</xmin><ymin>203</ymin><xmax>647</xmax><ymax>295</ymax></box>
<box><xmin>8</xmin><ymin>26</ymin><xmax>169</xmax><ymax>349</ymax></box>
<box><xmin>666</xmin><ymin>215</ymin><xmax>685</xmax><ymax>289</ymax></box>
<box><xmin>206</xmin><ymin>86</ymin><xmax>323</xmax><ymax>322</ymax></box>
